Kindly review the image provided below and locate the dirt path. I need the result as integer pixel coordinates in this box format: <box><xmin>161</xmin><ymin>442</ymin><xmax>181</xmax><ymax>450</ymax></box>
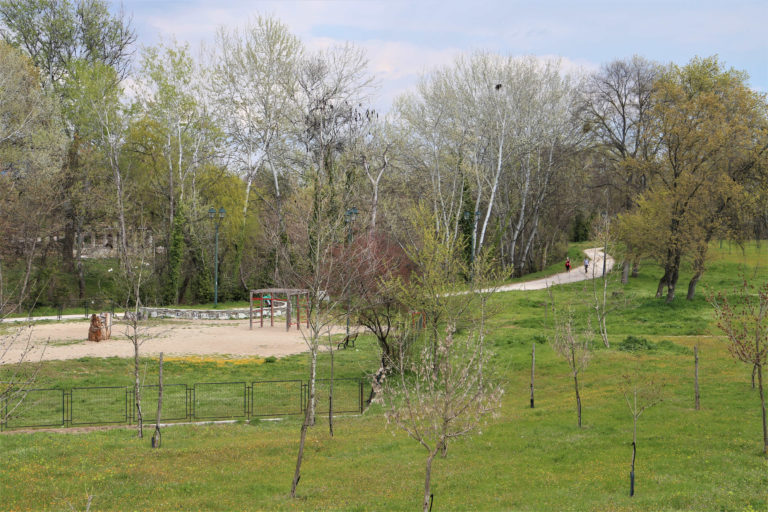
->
<box><xmin>494</xmin><ymin>247</ymin><xmax>614</xmax><ymax>291</ymax></box>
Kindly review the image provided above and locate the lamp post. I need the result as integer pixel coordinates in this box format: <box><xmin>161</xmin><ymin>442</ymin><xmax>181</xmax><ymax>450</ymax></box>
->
<box><xmin>208</xmin><ymin>206</ymin><xmax>226</xmax><ymax>307</ymax></box>
<box><xmin>344</xmin><ymin>207</ymin><xmax>358</xmax><ymax>338</ymax></box>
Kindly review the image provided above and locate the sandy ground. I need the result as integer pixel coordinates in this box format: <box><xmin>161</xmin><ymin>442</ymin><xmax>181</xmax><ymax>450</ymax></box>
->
<box><xmin>2</xmin><ymin>319</ymin><xmax>324</xmax><ymax>363</ymax></box>
<box><xmin>2</xmin><ymin>248</ymin><xmax>613</xmax><ymax>364</ymax></box>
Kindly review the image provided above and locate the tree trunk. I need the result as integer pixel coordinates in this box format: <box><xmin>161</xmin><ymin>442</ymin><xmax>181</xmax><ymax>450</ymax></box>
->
<box><xmin>329</xmin><ymin>342</ymin><xmax>334</xmax><ymax>437</ymax></box>
<box><xmin>422</xmin><ymin>450</ymin><xmax>438</xmax><ymax>512</ymax></box>
<box><xmin>290</xmin><ymin>413</ymin><xmax>310</xmax><ymax>498</ymax></box>
<box><xmin>76</xmin><ymin>224</ymin><xmax>86</xmax><ymax>299</ymax></box>
<box><xmin>666</xmin><ymin>252</ymin><xmax>682</xmax><ymax>303</ymax></box>
<box><xmin>655</xmin><ymin>270</ymin><xmax>668</xmax><ymax>299</ymax></box>
<box><xmin>686</xmin><ymin>272</ymin><xmax>702</xmax><ymax>301</ymax></box>
<box><xmin>630</xmin><ymin>441</ymin><xmax>636</xmax><ymax>497</ymax></box>
<box><xmin>758</xmin><ymin>363</ymin><xmax>767</xmax><ymax>454</ymax></box>
<box><xmin>631</xmin><ymin>260</ymin><xmax>639</xmax><ymax>278</ymax></box>
<box><xmin>621</xmin><ymin>261</ymin><xmax>630</xmax><ymax>284</ymax></box>
<box><xmin>152</xmin><ymin>352</ymin><xmax>163</xmax><ymax>448</ymax></box>
<box><xmin>291</xmin><ymin>347</ymin><xmax>318</xmax><ymax>497</ymax></box>
<box><xmin>574</xmin><ymin>373</ymin><xmax>582</xmax><ymax>428</ymax></box>
<box><xmin>694</xmin><ymin>345</ymin><xmax>700</xmax><ymax>410</ymax></box>
<box><xmin>134</xmin><ymin>344</ymin><xmax>143</xmax><ymax>438</ymax></box>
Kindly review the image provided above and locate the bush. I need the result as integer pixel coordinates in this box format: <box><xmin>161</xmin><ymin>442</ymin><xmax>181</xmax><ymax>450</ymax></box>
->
<box><xmin>618</xmin><ymin>335</ymin><xmax>654</xmax><ymax>352</ymax></box>
<box><xmin>655</xmin><ymin>340</ymin><xmax>691</xmax><ymax>355</ymax></box>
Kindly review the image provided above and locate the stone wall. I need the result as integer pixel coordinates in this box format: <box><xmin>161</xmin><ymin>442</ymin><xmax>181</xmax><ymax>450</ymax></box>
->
<box><xmin>139</xmin><ymin>306</ymin><xmax>284</xmax><ymax>321</ymax></box>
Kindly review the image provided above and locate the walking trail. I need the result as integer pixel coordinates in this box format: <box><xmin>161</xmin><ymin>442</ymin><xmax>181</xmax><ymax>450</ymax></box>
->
<box><xmin>495</xmin><ymin>247</ymin><xmax>614</xmax><ymax>291</ymax></box>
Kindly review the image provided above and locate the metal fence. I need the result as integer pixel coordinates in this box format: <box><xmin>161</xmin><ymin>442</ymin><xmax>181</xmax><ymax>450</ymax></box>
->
<box><xmin>0</xmin><ymin>378</ymin><xmax>366</xmax><ymax>431</ymax></box>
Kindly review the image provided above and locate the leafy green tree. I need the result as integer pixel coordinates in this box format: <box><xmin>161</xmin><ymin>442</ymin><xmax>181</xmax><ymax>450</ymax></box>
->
<box><xmin>0</xmin><ymin>41</ymin><xmax>66</xmax><ymax>312</ymax></box>
<box><xmin>619</xmin><ymin>57</ymin><xmax>768</xmax><ymax>302</ymax></box>
<box><xmin>0</xmin><ymin>0</ymin><xmax>135</xmax><ymax>277</ymax></box>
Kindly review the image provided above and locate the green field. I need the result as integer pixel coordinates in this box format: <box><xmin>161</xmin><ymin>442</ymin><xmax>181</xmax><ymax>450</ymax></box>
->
<box><xmin>2</xmin><ymin>243</ymin><xmax>768</xmax><ymax>511</ymax></box>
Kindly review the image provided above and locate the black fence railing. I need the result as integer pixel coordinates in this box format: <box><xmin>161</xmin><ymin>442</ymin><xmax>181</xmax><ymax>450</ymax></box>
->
<box><xmin>0</xmin><ymin>378</ymin><xmax>367</xmax><ymax>431</ymax></box>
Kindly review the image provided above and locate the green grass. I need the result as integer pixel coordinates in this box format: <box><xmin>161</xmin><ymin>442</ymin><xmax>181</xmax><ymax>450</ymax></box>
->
<box><xmin>2</xmin><ymin>241</ymin><xmax>768</xmax><ymax>510</ymax></box>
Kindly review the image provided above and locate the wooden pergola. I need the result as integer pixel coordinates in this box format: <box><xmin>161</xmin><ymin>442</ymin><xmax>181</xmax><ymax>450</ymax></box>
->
<box><xmin>249</xmin><ymin>288</ymin><xmax>310</xmax><ymax>331</ymax></box>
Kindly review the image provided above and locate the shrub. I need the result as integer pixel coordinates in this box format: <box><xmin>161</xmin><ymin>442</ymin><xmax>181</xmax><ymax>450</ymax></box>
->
<box><xmin>618</xmin><ymin>335</ymin><xmax>654</xmax><ymax>352</ymax></box>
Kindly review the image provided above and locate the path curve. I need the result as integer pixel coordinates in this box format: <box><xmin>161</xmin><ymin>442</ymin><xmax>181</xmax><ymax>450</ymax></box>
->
<box><xmin>494</xmin><ymin>247</ymin><xmax>615</xmax><ymax>292</ymax></box>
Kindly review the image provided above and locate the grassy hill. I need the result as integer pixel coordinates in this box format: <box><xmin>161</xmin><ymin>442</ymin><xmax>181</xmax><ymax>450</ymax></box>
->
<box><xmin>2</xmin><ymin>242</ymin><xmax>768</xmax><ymax>510</ymax></box>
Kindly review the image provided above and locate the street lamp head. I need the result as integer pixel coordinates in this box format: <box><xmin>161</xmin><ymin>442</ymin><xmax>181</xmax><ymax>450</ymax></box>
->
<box><xmin>464</xmin><ymin>211</ymin><xmax>470</xmax><ymax>221</ymax></box>
<box><xmin>219</xmin><ymin>207</ymin><xmax>226</xmax><ymax>219</ymax></box>
<box><xmin>208</xmin><ymin>207</ymin><xmax>216</xmax><ymax>219</ymax></box>
<box><xmin>345</xmin><ymin>207</ymin><xmax>358</xmax><ymax>223</ymax></box>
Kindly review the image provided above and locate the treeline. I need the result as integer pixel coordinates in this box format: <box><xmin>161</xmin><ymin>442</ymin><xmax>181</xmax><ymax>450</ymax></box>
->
<box><xmin>1</xmin><ymin>1</ymin><xmax>766</xmax><ymax>311</ymax></box>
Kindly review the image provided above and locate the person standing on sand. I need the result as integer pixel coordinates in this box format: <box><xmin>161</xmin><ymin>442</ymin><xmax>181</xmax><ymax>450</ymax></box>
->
<box><xmin>565</xmin><ymin>257</ymin><xmax>571</xmax><ymax>272</ymax></box>
<box><xmin>584</xmin><ymin>257</ymin><xmax>589</xmax><ymax>274</ymax></box>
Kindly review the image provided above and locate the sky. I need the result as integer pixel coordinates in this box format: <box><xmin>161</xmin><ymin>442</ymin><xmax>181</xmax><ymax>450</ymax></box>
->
<box><xmin>113</xmin><ymin>0</ymin><xmax>768</xmax><ymax>110</ymax></box>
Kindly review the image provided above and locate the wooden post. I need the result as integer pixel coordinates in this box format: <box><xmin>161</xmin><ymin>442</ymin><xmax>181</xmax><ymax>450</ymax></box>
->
<box><xmin>296</xmin><ymin>294</ymin><xmax>301</xmax><ymax>330</ymax></box>
<box><xmin>249</xmin><ymin>291</ymin><xmax>253</xmax><ymax>330</ymax></box>
<box><xmin>286</xmin><ymin>294</ymin><xmax>292</xmax><ymax>332</ymax></box>
<box><xmin>530</xmin><ymin>342</ymin><xmax>535</xmax><ymax>408</ymax></box>
<box><xmin>270</xmin><ymin>294</ymin><xmax>274</xmax><ymax>327</ymax></box>
<box><xmin>694</xmin><ymin>344</ymin><xmax>700</xmax><ymax>410</ymax></box>
<box><xmin>260</xmin><ymin>293</ymin><xmax>264</xmax><ymax>328</ymax></box>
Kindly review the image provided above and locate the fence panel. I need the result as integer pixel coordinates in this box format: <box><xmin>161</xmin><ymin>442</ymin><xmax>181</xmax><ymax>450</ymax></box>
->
<box><xmin>251</xmin><ymin>380</ymin><xmax>303</xmax><ymax>417</ymax></box>
<box><xmin>193</xmin><ymin>382</ymin><xmax>246</xmax><ymax>420</ymax></box>
<box><xmin>314</xmin><ymin>378</ymin><xmax>362</xmax><ymax>414</ymax></box>
<box><xmin>140</xmin><ymin>384</ymin><xmax>188</xmax><ymax>423</ymax></box>
<box><xmin>71</xmin><ymin>386</ymin><xmax>127</xmax><ymax>425</ymax></box>
<box><xmin>2</xmin><ymin>389</ymin><xmax>64</xmax><ymax>429</ymax></box>
<box><xmin>2</xmin><ymin>378</ymin><xmax>365</xmax><ymax>430</ymax></box>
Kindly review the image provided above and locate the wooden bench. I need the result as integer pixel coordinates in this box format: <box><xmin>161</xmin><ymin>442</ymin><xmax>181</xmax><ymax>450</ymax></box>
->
<box><xmin>337</xmin><ymin>332</ymin><xmax>358</xmax><ymax>350</ymax></box>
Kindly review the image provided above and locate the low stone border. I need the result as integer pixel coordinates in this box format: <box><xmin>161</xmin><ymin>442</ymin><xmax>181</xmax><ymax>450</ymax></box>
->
<box><xmin>139</xmin><ymin>306</ymin><xmax>283</xmax><ymax>321</ymax></box>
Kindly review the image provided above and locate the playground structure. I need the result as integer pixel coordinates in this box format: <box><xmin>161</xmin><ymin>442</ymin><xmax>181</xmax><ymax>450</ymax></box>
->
<box><xmin>249</xmin><ymin>288</ymin><xmax>310</xmax><ymax>331</ymax></box>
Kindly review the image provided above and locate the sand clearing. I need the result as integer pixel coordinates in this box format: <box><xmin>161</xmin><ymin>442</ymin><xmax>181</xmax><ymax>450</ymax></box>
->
<box><xmin>2</xmin><ymin>319</ymin><xmax>321</xmax><ymax>363</ymax></box>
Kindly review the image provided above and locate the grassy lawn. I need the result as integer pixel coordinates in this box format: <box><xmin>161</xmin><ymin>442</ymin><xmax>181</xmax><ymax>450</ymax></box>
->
<box><xmin>2</xmin><ymin>242</ymin><xmax>768</xmax><ymax>510</ymax></box>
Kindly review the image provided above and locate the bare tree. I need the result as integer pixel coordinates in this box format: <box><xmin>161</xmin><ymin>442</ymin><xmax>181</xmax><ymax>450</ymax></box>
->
<box><xmin>587</xmin><ymin>214</ymin><xmax>620</xmax><ymax>347</ymax></box>
<box><xmin>621</xmin><ymin>367</ymin><xmax>663</xmax><ymax>496</ymax></box>
<box><xmin>710</xmin><ymin>278</ymin><xmax>768</xmax><ymax>454</ymax></box>
<box><xmin>209</xmin><ymin>17</ymin><xmax>302</xmax><ymax>284</ymax></box>
<box><xmin>286</xmin><ymin>44</ymin><xmax>373</xmax><ymax>498</ymax></box>
<box><xmin>374</xmin><ymin>210</ymin><xmax>503</xmax><ymax>511</ymax></box>
<box><xmin>551</xmin><ymin>308</ymin><xmax>593</xmax><ymax>428</ymax></box>
<box><xmin>375</xmin><ymin>318</ymin><xmax>502</xmax><ymax>511</ymax></box>
<box><xmin>0</xmin><ymin>325</ymin><xmax>47</xmax><ymax>426</ymax></box>
<box><xmin>285</xmin><ymin>207</ymin><xmax>357</xmax><ymax>498</ymax></box>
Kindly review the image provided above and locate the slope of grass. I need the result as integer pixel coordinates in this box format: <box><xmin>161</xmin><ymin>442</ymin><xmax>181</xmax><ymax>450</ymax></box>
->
<box><xmin>2</xmin><ymin>241</ymin><xmax>768</xmax><ymax>510</ymax></box>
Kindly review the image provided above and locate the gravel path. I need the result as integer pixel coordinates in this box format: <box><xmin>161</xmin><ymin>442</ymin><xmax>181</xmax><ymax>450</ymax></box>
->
<box><xmin>494</xmin><ymin>247</ymin><xmax>614</xmax><ymax>291</ymax></box>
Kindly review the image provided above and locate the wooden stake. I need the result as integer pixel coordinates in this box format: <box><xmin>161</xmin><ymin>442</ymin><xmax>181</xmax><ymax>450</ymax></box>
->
<box><xmin>530</xmin><ymin>342</ymin><xmax>535</xmax><ymax>408</ymax></box>
<box><xmin>694</xmin><ymin>344</ymin><xmax>700</xmax><ymax>410</ymax></box>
